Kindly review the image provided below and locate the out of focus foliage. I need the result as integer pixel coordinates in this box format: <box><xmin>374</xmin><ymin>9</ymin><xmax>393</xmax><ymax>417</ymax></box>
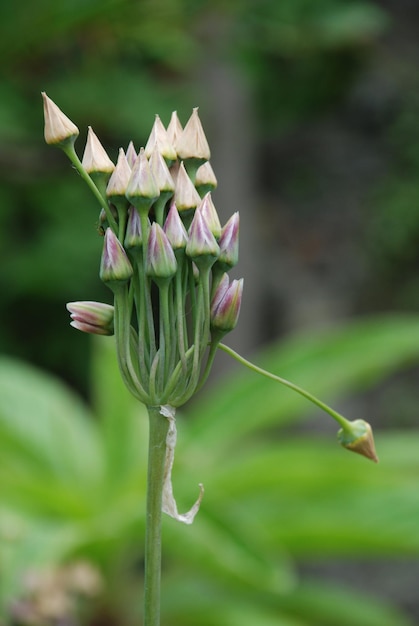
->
<box><xmin>1</xmin><ymin>315</ymin><xmax>419</xmax><ymax>624</ymax></box>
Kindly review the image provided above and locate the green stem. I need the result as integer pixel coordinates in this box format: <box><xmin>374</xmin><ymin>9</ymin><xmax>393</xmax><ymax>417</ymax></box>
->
<box><xmin>144</xmin><ymin>405</ymin><xmax>169</xmax><ymax>626</ymax></box>
<box><xmin>62</xmin><ymin>144</ymin><xmax>118</xmax><ymax>232</ymax></box>
<box><xmin>218</xmin><ymin>343</ymin><xmax>352</xmax><ymax>432</ymax></box>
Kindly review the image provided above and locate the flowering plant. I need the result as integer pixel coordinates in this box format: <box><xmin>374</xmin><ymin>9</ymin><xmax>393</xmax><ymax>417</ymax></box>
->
<box><xmin>42</xmin><ymin>93</ymin><xmax>377</xmax><ymax>626</ymax></box>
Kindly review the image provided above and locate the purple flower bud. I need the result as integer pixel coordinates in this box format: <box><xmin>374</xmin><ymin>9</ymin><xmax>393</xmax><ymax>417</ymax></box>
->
<box><xmin>210</xmin><ymin>274</ymin><xmax>243</xmax><ymax>333</ymax></box>
<box><xmin>164</xmin><ymin>201</ymin><xmax>188</xmax><ymax>251</ymax></box>
<box><xmin>100</xmin><ymin>228</ymin><xmax>133</xmax><ymax>285</ymax></box>
<box><xmin>82</xmin><ymin>126</ymin><xmax>114</xmax><ymax>175</ymax></box>
<box><xmin>186</xmin><ymin>208</ymin><xmax>220</xmax><ymax>266</ymax></box>
<box><xmin>146</xmin><ymin>223</ymin><xmax>178</xmax><ymax>280</ymax></box>
<box><xmin>124</xmin><ymin>206</ymin><xmax>147</xmax><ymax>250</ymax></box>
<box><xmin>126</xmin><ymin>148</ymin><xmax>160</xmax><ymax>211</ymax></box>
<box><xmin>126</xmin><ymin>141</ymin><xmax>137</xmax><ymax>168</ymax></box>
<box><xmin>218</xmin><ymin>212</ymin><xmax>239</xmax><ymax>269</ymax></box>
<box><xmin>42</xmin><ymin>92</ymin><xmax>79</xmax><ymax>147</ymax></box>
<box><xmin>66</xmin><ymin>301</ymin><xmax>114</xmax><ymax>335</ymax></box>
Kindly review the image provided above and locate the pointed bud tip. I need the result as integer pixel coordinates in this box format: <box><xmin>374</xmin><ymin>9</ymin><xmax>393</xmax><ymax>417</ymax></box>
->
<box><xmin>42</xmin><ymin>92</ymin><xmax>79</xmax><ymax>146</ymax></box>
<box><xmin>338</xmin><ymin>420</ymin><xmax>379</xmax><ymax>463</ymax></box>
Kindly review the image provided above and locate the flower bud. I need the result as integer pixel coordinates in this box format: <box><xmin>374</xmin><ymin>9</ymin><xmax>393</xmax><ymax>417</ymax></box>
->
<box><xmin>164</xmin><ymin>201</ymin><xmax>188</xmax><ymax>251</ymax></box>
<box><xmin>195</xmin><ymin>161</ymin><xmax>217</xmax><ymax>196</ymax></box>
<box><xmin>66</xmin><ymin>301</ymin><xmax>114</xmax><ymax>335</ymax></box>
<box><xmin>106</xmin><ymin>148</ymin><xmax>132</xmax><ymax>202</ymax></box>
<box><xmin>42</xmin><ymin>92</ymin><xmax>79</xmax><ymax>147</ymax></box>
<box><xmin>337</xmin><ymin>420</ymin><xmax>379</xmax><ymax>463</ymax></box>
<box><xmin>166</xmin><ymin>111</ymin><xmax>183</xmax><ymax>152</ymax></box>
<box><xmin>146</xmin><ymin>223</ymin><xmax>178</xmax><ymax>280</ymax></box>
<box><xmin>176</xmin><ymin>108</ymin><xmax>210</xmax><ymax>163</ymax></box>
<box><xmin>210</xmin><ymin>274</ymin><xmax>243</xmax><ymax>333</ymax></box>
<box><xmin>145</xmin><ymin>114</ymin><xmax>177</xmax><ymax>163</ymax></box>
<box><xmin>126</xmin><ymin>148</ymin><xmax>160</xmax><ymax>211</ymax></box>
<box><xmin>124</xmin><ymin>206</ymin><xmax>147</xmax><ymax>250</ymax></box>
<box><xmin>217</xmin><ymin>212</ymin><xmax>239</xmax><ymax>269</ymax></box>
<box><xmin>174</xmin><ymin>162</ymin><xmax>201</xmax><ymax>213</ymax></box>
<box><xmin>149</xmin><ymin>146</ymin><xmax>175</xmax><ymax>194</ymax></box>
<box><xmin>82</xmin><ymin>126</ymin><xmax>114</xmax><ymax>175</ymax></box>
<box><xmin>186</xmin><ymin>207</ymin><xmax>220</xmax><ymax>267</ymax></box>
<box><xmin>126</xmin><ymin>141</ymin><xmax>137</xmax><ymax>168</ymax></box>
<box><xmin>100</xmin><ymin>228</ymin><xmax>133</xmax><ymax>286</ymax></box>
<box><xmin>198</xmin><ymin>192</ymin><xmax>221</xmax><ymax>239</ymax></box>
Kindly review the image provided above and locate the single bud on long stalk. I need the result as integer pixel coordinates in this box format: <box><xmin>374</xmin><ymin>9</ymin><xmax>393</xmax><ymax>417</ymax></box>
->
<box><xmin>337</xmin><ymin>419</ymin><xmax>379</xmax><ymax>463</ymax></box>
<box><xmin>42</xmin><ymin>92</ymin><xmax>79</xmax><ymax>147</ymax></box>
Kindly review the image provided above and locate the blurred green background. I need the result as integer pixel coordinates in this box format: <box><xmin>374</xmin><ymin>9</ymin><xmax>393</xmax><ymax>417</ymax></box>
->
<box><xmin>2</xmin><ymin>0</ymin><xmax>419</xmax><ymax>624</ymax></box>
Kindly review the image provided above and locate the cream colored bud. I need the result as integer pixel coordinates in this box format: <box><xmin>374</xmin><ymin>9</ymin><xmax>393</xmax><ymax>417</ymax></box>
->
<box><xmin>126</xmin><ymin>141</ymin><xmax>137</xmax><ymax>168</ymax></box>
<box><xmin>82</xmin><ymin>126</ymin><xmax>114</xmax><ymax>174</ymax></box>
<box><xmin>149</xmin><ymin>146</ymin><xmax>175</xmax><ymax>193</ymax></box>
<box><xmin>166</xmin><ymin>111</ymin><xmax>183</xmax><ymax>152</ymax></box>
<box><xmin>174</xmin><ymin>162</ymin><xmax>201</xmax><ymax>212</ymax></box>
<box><xmin>195</xmin><ymin>161</ymin><xmax>217</xmax><ymax>195</ymax></box>
<box><xmin>106</xmin><ymin>148</ymin><xmax>132</xmax><ymax>198</ymax></box>
<box><xmin>145</xmin><ymin>114</ymin><xmax>177</xmax><ymax>162</ymax></box>
<box><xmin>176</xmin><ymin>108</ymin><xmax>210</xmax><ymax>162</ymax></box>
<box><xmin>42</xmin><ymin>92</ymin><xmax>79</xmax><ymax>146</ymax></box>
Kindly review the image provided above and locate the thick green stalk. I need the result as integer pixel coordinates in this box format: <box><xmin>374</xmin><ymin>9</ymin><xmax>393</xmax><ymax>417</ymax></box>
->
<box><xmin>144</xmin><ymin>405</ymin><xmax>169</xmax><ymax>626</ymax></box>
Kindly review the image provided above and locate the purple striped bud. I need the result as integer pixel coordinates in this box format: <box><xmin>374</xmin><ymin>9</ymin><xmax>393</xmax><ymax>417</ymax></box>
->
<box><xmin>218</xmin><ymin>212</ymin><xmax>239</xmax><ymax>269</ymax></box>
<box><xmin>66</xmin><ymin>301</ymin><xmax>114</xmax><ymax>335</ymax></box>
<box><xmin>124</xmin><ymin>206</ymin><xmax>147</xmax><ymax>250</ymax></box>
<box><xmin>100</xmin><ymin>228</ymin><xmax>133</xmax><ymax>285</ymax></box>
<box><xmin>186</xmin><ymin>208</ymin><xmax>220</xmax><ymax>267</ymax></box>
<box><xmin>146</xmin><ymin>223</ymin><xmax>178</xmax><ymax>280</ymax></box>
<box><xmin>210</xmin><ymin>274</ymin><xmax>243</xmax><ymax>333</ymax></box>
<box><xmin>126</xmin><ymin>141</ymin><xmax>137</xmax><ymax>168</ymax></box>
<box><xmin>164</xmin><ymin>201</ymin><xmax>188</xmax><ymax>251</ymax></box>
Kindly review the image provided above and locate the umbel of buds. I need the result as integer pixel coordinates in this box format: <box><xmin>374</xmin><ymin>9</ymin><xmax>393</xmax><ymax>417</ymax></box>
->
<box><xmin>43</xmin><ymin>94</ymin><xmax>242</xmax><ymax>408</ymax></box>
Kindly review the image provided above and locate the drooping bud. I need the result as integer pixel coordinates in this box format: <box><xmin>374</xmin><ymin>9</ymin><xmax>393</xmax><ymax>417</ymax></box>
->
<box><xmin>186</xmin><ymin>207</ymin><xmax>220</xmax><ymax>268</ymax></box>
<box><xmin>126</xmin><ymin>141</ymin><xmax>137</xmax><ymax>168</ymax></box>
<box><xmin>164</xmin><ymin>201</ymin><xmax>188</xmax><ymax>251</ymax></box>
<box><xmin>210</xmin><ymin>274</ymin><xmax>243</xmax><ymax>333</ymax></box>
<box><xmin>198</xmin><ymin>193</ymin><xmax>221</xmax><ymax>239</ymax></box>
<box><xmin>195</xmin><ymin>161</ymin><xmax>217</xmax><ymax>196</ymax></box>
<box><xmin>174</xmin><ymin>162</ymin><xmax>201</xmax><ymax>213</ymax></box>
<box><xmin>82</xmin><ymin>126</ymin><xmax>114</xmax><ymax>176</ymax></box>
<box><xmin>145</xmin><ymin>115</ymin><xmax>177</xmax><ymax>163</ymax></box>
<box><xmin>217</xmin><ymin>212</ymin><xmax>240</xmax><ymax>270</ymax></box>
<box><xmin>124</xmin><ymin>206</ymin><xmax>147</xmax><ymax>250</ymax></box>
<box><xmin>126</xmin><ymin>148</ymin><xmax>160</xmax><ymax>212</ymax></box>
<box><xmin>42</xmin><ymin>92</ymin><xmax>79</xmax><ymax>147</ymax></box>
<box><xmin>337</xmin><ymin>420</ymin><xmax>379</xmax><ymax>463</ymax></box>
<box><xmin>100</xmin><ymin>228</ymin><xmax>133</xmax><ymax>286</ymax></box>
<box><xmin>66</xmin><ymin>301</ymin><xmax>114</xmax><ymax>335</ymax></box>
<box><xmin>166</xmin><ymin>111</ymin><xmax>183</xmax><ymax>153</ymax></box>
<box><xmin>176</xmin><ymin>108</ymin><xmax>210</xmax><ymax>163</ymax></box>
<box><xmin>146</xmin><ymin>223</ymin><xmax>178</xmax><ymax>281</ymax></box>
<box><xmin>106</xmin><ymin>148</ymin><xmax>132</xmax><ymax>205</ymax></box>
<box><xmin>149</xmin><ymin>146</ymin><xmax>175</xmax><ymax>195</ymax></box>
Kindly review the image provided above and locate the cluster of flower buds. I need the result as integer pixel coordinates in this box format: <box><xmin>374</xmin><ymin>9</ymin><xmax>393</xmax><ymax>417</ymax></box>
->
<box><xmin>43</xmin><ymin>94</ymin><xmax>243</xmax><ymax>407</ymax></box>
